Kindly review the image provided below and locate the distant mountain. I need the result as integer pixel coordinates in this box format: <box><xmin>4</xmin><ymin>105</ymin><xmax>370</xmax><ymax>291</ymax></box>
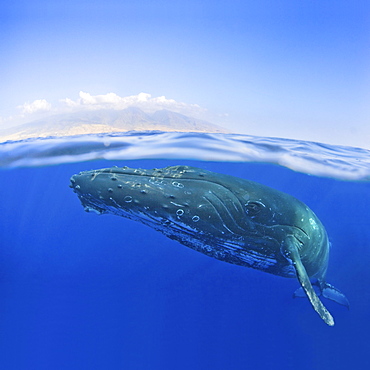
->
<box><xmin>0</xmin><ymin>107</ymin><xmax>228</xmax><ymax>142</ymax></box>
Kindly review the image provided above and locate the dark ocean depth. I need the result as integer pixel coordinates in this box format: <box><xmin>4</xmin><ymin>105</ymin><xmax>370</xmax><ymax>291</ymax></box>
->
<box><xmin>0</xmin><ymin>132</ymin><xmax>370</xmax><ymax>369</ymax></box>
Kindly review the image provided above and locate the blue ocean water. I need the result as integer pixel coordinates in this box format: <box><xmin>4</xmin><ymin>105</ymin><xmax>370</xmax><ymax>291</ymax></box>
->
<box><xmin>0</xmin><ymin>132</ymin><xmax>369</xmax><ymax>369</ymax></box>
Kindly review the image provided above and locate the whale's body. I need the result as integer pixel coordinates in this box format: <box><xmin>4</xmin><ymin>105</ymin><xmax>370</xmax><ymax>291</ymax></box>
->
<box><xmin>70</xmin><ymin>165</ymin><xmax>348</xmax><ymax>325</ymax></box>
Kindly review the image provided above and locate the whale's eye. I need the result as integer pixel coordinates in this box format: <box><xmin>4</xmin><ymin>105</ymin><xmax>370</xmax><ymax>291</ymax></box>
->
<box><xmin>245</xmin><ymin>201</ymin><xmax>265</xmax><ymax>217</ymax></box>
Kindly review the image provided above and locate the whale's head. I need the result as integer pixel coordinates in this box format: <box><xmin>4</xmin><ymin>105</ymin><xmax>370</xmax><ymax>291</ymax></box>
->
<box><xmin>70</xmin><ymin>165</ymin><xmax>259</xmax><ymax>239</ymax></box>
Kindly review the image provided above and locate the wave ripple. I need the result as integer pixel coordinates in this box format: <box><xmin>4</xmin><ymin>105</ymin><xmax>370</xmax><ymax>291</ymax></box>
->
<box><xmin>1</xmin><ymin>131</ymin><xmax>369</xmax><ymax>181</ymax></box>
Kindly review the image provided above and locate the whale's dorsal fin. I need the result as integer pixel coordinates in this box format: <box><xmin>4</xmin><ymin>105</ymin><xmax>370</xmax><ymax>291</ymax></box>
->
<box><xmin>285</xmin><ymin>236</ymin><xmax>334</xmax><ymax>326</ymax></box>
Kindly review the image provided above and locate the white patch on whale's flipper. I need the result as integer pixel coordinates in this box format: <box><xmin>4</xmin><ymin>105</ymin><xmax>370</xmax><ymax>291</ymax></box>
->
<box><xmin>285</xmin><ymin>236</ymin><xmax>335</xmax><ymax>326</ymax></box>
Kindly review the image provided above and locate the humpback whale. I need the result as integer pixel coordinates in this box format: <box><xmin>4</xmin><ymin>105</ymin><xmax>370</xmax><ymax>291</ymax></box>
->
<box><xmin>70</xmin><ymin>165</ymin><xmax>348</xmax><ymax>325</ymax></box>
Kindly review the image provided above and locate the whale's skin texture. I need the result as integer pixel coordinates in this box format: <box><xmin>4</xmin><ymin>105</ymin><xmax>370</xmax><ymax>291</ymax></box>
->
<box><xmin>70</xmin><ymin>165</ymin><xmax>348</xmax><ymax>325</ymax></box>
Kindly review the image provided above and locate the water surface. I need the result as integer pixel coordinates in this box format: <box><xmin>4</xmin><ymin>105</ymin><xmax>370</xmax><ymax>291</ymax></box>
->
<box><xmin>0</xmin><ymin>132</ymin><xmax>369</xmax><ymax>369</ymax></box>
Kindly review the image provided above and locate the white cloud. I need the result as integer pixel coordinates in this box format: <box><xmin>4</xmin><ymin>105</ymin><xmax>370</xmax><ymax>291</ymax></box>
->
<box><xmin>18</xmin><ymin>99</ymin><xmax>52</xmax><ymax>114</ymax></box>
<box><xmin>0</xmin><ymin>92</ymin><xmax>210</xmax><ymax>130</ymax></box>
<box><xmin>60</xmin><ymin>91</ymin><xmax>206</xmax><ymax>116</ymax></box>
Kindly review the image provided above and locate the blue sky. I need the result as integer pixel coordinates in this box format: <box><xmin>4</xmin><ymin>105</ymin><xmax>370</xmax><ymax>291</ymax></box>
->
<box><xmin>1</xmin><ymin>1</ymin><xmax>369</xmax><ymax>148</ymax></box>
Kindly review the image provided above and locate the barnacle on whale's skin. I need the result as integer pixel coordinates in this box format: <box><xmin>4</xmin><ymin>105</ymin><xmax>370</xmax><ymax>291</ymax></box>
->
<box><xmin>70</xmin><ymin>165</ymin><xmax>348</xmax><ymax>326</ymax></box>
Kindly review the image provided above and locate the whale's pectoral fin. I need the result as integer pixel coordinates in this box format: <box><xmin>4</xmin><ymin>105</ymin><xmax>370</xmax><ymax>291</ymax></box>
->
<box><xmin>319</xmin><ymin>282</ymin><xmax>349</xmax><ymax>308</ymax></box>
<box><xmin>293</xmin><ymin>282</ymin><xmax>349</xmax><ymax>309</ymax></box>
<box><xmin>285</xmin><ymin>237</ymin><xmax>334</xmax><ymax>326</ymax></box>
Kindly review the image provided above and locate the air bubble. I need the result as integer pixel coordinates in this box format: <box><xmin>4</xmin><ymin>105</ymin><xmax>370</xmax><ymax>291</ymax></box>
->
<box><xmin>124</xmin><ymin>196</ymin><xmax>132</xmax><ymax>203</ymax></box>
<box><xmin>176</xmin><ymin>209</ymin><xmax>184</xmax><ymax>216</ymax></box>
<box><xmin>111</xmin><ymin>177</ymin><xmax>117</xmax><ymax>181</ymax></box>
<box><xmin>140</xmin><ymin>190</ymin><xmax>147</xmax><ymax>194</ymax></box>
<box><xmin>108</xmin><ymin>188</ymin><xmax>113</xmax><ymax>193</ymax></box>
<box><xmin>192</xmin><ymin>215</ymin><xmax>200</xmax><ymax>222</ymax></box>
<box><xmin>75</xmin><ymin>185</ymin><xmax>80</xmax><ymax>190</ymax></box>
<box><xmin>117</xmin><ymin>184</ymin><xmax>123</xmax><ymax>189</ymax></box>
